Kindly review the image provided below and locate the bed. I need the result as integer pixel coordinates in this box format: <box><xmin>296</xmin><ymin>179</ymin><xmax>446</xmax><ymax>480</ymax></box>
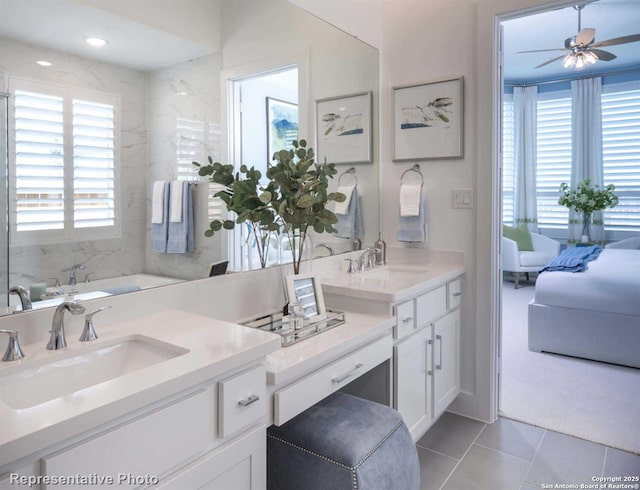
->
<box><xmin>528</xmin><ymin>248</ymin><xmax>640</xmax><ymax>368</ymax></box>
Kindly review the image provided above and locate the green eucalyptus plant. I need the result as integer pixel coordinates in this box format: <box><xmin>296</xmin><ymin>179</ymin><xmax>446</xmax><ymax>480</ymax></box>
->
<box><xmin>193</xmin><ymin>157</ymin><xmax>280</xmax><ymax>269</ymax></box>
<box><xmin>267</xmin><ymin>139</ymin><xmax>345</xmax><ymax>274</ymax></box>
<box><xmin>193</xmin><ymin>139</ymin><xmax>345</xmax><ymax>274</ymax></box>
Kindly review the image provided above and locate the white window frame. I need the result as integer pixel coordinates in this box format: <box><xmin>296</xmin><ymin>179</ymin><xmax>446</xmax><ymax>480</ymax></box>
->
<box><xmin>8</xmin><ymin>77</ymin><xmax>121</xmax><ymax>246</ymax></box>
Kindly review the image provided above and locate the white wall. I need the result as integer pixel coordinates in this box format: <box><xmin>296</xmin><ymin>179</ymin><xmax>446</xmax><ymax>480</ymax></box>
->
<box><xmin>0</xmin><ymin>37</ymin><xmax>148</xmax><ymax>291</ymax></box>
<box><xmin>221</xmin><ymin>0</ymin><xmax>380</xmax><ymax>248</ymax></box>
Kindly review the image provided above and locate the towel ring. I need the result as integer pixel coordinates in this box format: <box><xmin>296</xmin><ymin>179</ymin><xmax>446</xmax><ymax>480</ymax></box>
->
<box><xmin>400</xmin><ymin>164</ymin><xmax>424</xmax><ymax>187</ymax></box>
<box><xmin>338</xmin><ymin>167</ymin><xmax>358</xmax><ymax>187</ymax></box>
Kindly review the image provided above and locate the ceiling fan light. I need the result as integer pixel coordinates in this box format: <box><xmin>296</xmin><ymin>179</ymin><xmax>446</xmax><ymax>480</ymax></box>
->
<box><xmin>575</xmin><ymin>54</ymin><xmax>586</xmax><ymax>70</ymax></box>
<box><xmin>562</xmin><ymin>53</ymin><xmax>577</xmax><ymax>69</ymax></box>
<box><xmin>584</xmin><ymin>51</ymin><xmax>598</xmax><ymax>64</ymax></box>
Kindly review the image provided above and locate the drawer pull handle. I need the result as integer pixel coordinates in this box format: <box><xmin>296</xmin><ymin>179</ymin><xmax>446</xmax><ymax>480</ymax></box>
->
<box><xmin>436</xmin><ymin>334</ymin><xmax>443</xmax><ymax>370</ymax></box>
<box><xmin>452</xmin><ymin>292</ymin><xmax>461</xmax><ymax>297</ymax></box>
<box><xmin>402</xmin><ymin>316</ymin><xmax>413</xmax><ymax>323</ymax></box>
<box><xmin>332</xmin><ymin>363</ymin><xmax>364</xmax><ymax>384</ymax></box>
<box><xmin>238</xmin><ymin>394</ymin><xmax>260</xmax><ymax>407</ymax></box>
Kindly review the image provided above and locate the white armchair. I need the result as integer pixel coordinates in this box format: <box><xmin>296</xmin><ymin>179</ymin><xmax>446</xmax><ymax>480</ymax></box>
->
<box><xmin>502</xmin><ymin>232</ymin><xmax>560</xmax><ymax>288</ymax></box>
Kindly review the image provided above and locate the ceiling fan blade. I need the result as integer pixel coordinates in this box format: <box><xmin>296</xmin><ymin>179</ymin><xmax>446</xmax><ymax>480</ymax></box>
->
<box><xmin>589</xmin><ymin>48</ymin><xmax>617</xmax><ymax>61</ymax></box>
<box><xmin>517</xmin><ymin>48</ymin><xmax>568</xmax><ymax>53</ymax></box>
<box><xmin>535</xmin><ymin>54</ymin><xmax>567</xmax><ymax>69</ymax></box>
<box><xmin>575</xmin><ymin>28</ymin><xmax>596</xmax><ymax>46</ymax></box>
<box><xmin>591</xmin><ymin>33</ymin><xmax>640</xmax><ymax>48</ymax></box>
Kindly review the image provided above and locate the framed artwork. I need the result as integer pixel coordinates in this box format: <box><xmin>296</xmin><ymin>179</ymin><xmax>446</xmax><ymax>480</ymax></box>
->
<box><xmin>266</xmin><ymin>97</ymin><xmax>298</xmax><ymax>162</ymax></box>
<box><xmin>393</xmin><ymin>77</ymin><xmax>464</xmax><ymax>161</ymax></box>
<box><xmin>315</xmin><ymin>91</ymin><xmax>372</xmax><ymax>165</ymax></box>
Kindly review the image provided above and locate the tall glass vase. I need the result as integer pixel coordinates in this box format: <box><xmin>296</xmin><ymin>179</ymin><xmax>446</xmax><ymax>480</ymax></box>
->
<box><xmin>279</xmin><ymin>229</ymin><xmax>312</xmax><ymax>275</ymax></box>
<box><xmin>581</xmin><ymin>213</ymin><xmax>592</xmax><ymax>243</ymax></box>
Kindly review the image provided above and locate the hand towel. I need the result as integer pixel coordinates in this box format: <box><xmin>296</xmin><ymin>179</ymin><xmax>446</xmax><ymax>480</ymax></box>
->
<box><xmin>151</xmin><ymin>180</ymin><xmax>167</xmax><ymax>224</ymax></box>
<box><xmin>151</xmin><ymin>181</ymin><xmax>170</xmax><ymax>252</ymax></box>
<box><xmin>400</xmin><ymin>184</ymin><xmax>422</xmax><ymax>217</ymax></box>
<box><xmin>167</xmin><ymin>181</ymin><xmax>195</xmax><ymax>253</ymax></box>
<box><xmin>397</xmin><ymin>187</ymin><xmax>427</xmax><ymax>242</ymax></box>
<box><xmin>170</xmin><ymin>180</ymin><xmax>184</xmax><ymax>222</ymax></box>
<box><xmin>333</xmin><ymin>187</ymin><xmax>363</xmax><ymax>240</ymax></box>
<box><xmin>334</xmin><ymin>185</ymin><xmax>355</xmax><ymax>215</ymax></box>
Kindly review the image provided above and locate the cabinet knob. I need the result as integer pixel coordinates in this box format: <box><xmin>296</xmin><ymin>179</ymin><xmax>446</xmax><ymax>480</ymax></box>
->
<box><xmin>402</xmin><ymin>316</ymin><xmax>413</xmax><ymax>323</ymax></box>
<box><xmin>452</xmin><ymin>292</ymin><xmax>461</xmax><ymax>297</ymax></box>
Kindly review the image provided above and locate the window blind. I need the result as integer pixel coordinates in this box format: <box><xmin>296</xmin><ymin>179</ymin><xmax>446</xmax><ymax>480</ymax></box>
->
<box><xmin>73</xmin><ymin>99</ymin><xmax>115</xmax><ymax>228</ymax></box>
<box><xmin>502</xmin><ymin>95</ymin><xmax>515</xmax><ymax>225</ymax></box>
<box><xmin>602</xmin><ymin>84</ymin><xmax>640</xmax><ymax>232</ymax></box>
<box><xmin>536</xmin><ymin>93</ymin><xmax>572</xmax><ymax>228</ymax></box>
<box><xmin>13</xmin><ymin>90</ymin><xmax>65</xmax><ymax>231</ymax></box>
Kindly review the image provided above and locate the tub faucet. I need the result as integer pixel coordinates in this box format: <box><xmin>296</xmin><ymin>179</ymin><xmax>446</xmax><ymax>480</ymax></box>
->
<box><xmin>47</xmin><ymin>301</ymin><xmax>86</xmax><ymax>350</ymax></box>
<box><xmin>9</xmin><ymin>286</ymin><xmax>32</xmax><ymax>311</ymax></box>
<box><xmin>68</xmin><ymin>264</ymin><xmax>86</xmax><ymax>286</ymax></box>
<box><xmin>314</xmin><ymin>243</ymin><xmax>334</xmax><ymax>257</ymax></box>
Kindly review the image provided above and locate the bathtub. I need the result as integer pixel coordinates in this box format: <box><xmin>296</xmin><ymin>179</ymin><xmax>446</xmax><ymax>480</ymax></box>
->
<box><xmin>13</xmin><ymin>274</ymin><xmax>184</xmax><ymax>311</ymax></box>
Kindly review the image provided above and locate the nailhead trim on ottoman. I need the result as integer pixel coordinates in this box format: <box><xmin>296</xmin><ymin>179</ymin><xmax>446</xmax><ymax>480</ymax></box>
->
<box><xmin>267</xmin><ymin>392</ymin><xmax>420</xmax><ymax>490</ymax></box>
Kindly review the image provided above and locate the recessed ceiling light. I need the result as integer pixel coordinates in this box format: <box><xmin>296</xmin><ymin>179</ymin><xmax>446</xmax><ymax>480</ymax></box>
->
<box><xmin>86</xmin><ymin>37</ymin><xmax>107</xmax><ymax>47</ymax></box>
<box><xmin>36</xmin><ymin>60</ymin><xmax>52</xmax><ymax>67</ymax></box>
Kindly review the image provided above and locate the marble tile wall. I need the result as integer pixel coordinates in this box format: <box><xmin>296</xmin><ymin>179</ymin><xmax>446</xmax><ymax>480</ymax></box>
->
<box><xmin>0</xmin><ymin>37</ymin><xmax>148</xmax><ymax>289</ymax></box>
<box><xmin>146</xmin><ymin>53</ymin><xmax>225</xmax><ymax>280</ymax></box>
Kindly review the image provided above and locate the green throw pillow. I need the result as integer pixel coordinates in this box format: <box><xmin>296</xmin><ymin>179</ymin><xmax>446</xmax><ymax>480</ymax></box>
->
<box><xmin>503</xmin><ymin>224</ymin><xmax>533</xmax><ymax>251</ymax></box>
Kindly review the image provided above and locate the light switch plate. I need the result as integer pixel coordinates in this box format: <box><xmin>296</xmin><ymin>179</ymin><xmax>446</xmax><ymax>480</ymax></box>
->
<box><xmin>452</xmin><ymin>188</ymin><xmax>473</xmax><ymax>209</ymax></box>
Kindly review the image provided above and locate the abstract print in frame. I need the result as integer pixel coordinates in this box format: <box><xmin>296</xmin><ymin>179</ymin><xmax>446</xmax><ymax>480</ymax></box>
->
<box><xmin>393</xmin><ymin>77</ymin><xmax>464</xmax><ymax>161</ymax></box>
<box><xmin>315</xmin><ymin>91</ymin><xmax>372</xmax><ymax>165</ymax></box>
<box><xmin>266</xmin><ymin>97</ymin><xmax>298</xmax><ymax>162</ymax></box>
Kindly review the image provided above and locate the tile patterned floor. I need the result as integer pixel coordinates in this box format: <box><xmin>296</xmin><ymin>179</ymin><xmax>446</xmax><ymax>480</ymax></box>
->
<box><xmin>415</xmin><ymin>412</ymin><xmax>640</xmax><ymax>490</ymax></box>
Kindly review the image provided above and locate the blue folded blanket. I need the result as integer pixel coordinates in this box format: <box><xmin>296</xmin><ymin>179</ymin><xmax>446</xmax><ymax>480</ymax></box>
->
<box><xmin>540</xmin><ymin>245</ymin><xmax>602</xmax><ymax>273</ymax></box>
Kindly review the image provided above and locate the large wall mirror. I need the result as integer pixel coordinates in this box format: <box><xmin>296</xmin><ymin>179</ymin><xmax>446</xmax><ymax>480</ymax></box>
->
<box><xmin>0</xmin><ymin>0</ymin><xmax>379</xmax><ymax>313</ymax></box>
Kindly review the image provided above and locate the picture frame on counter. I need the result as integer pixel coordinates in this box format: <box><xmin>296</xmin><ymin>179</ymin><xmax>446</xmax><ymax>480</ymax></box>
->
<box><xmin>393</xmin><ymin>77</ymin><xmax>464</xmax><ymax>161</ymax></box>
<box><xmin>315</xmin><ymin>91</ymin><xmax>372</xmax><ymax>165</ymax></box>
<box><xmin>285</xmin><ymin>272</ymin><xmax>327</xmax><ymax>323</ymax></box>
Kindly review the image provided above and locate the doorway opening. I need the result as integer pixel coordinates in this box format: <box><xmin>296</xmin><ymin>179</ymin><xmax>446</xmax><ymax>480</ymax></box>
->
<box><xmin>227</xmin><ymin>66</ymin><xmax>299</xmax><ymax>271</ymax></box>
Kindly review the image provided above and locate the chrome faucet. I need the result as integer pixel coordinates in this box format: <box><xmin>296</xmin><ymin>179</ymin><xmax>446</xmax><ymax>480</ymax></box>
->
<box><xmin>357</xmin><ymin>248</ymin><xmax>379</xmax><ymax>272</ymax></box>
<box><xmin>68</xmin><ymin>264</ymin><xmax>86</xmax><ymax>286</ymax></box>
<box><xmin>9</xmin><ymin>286</ymin><xmax>32</xmax><ymax>311</ymax></box>
<box><xmin>47</xmin><ymin>301</ymin><xmax>86</xmax><ymax>350</ymax></box>
<box><xmin>314</xmin><ymin>243</ymin><xmax>335</xmax><ymax>257</ymax></box>
<box><xmin>0</xmin><ymin>330</ymin><xmax>25</xmax><ymax>361</ymax></box>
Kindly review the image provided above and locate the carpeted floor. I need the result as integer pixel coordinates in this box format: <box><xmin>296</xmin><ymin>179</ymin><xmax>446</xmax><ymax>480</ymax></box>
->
<box><xmin>500</xmin><ymin>278</ymin><xmax>640</xmax><ymax>455</ymax></box>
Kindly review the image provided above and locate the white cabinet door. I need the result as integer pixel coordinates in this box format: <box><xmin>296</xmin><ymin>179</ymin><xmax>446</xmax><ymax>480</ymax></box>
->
<box><xmin>433</xmin><ymin>310</ymin><xmax>460</xmax><ymax>417</ymax></box>
<box><xmin>155</xmin><ymin>425</ymin><xmax>266</xmax><ymax>490</ymax></box>
<box><xmin>394</xmin><ymin>326</ymin><xmax>432</xmax><ymax>440</ymax></box>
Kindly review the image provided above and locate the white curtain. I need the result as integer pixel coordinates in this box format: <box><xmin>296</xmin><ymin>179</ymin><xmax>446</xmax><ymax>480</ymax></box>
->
<box><xmin>570</xmin><ymin>77</ymin><xmax>604</xmax><ymax>243</ymax></box>
<box><xmin>513</xmin><ymin>86</ymin><xmax>538</xmax><ymax>232</ymax></box>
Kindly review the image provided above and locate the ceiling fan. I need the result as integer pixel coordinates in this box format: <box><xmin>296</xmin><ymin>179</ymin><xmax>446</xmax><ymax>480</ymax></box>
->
<box><xmin>518</xmin><ymin>4</ymin><xmax>640</xmax><ymax>70</ymax></box>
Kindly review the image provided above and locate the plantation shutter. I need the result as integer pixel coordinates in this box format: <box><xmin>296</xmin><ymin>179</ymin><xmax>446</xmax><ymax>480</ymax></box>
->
<box><xmin>536</xmin><ymin>92</ymin><xmax>572</xmax><ymax>229</ymax></box>
<box><xmin>73</xmin><ymin>99</ymin><xmax>115</xmax><ymax>228</ymax></box>
<box><xmin>602</xmin><ymin>83</ymin><xmax>640</xmax><ymax>231</ymax></box>
<box><xmin>502</xmin><ymin>94</ymin><xmax>515</xmax><ymax>226</ymax></box>
<box><xmin>13</xmin><ymin>90</ymin><xmax>65</xmax><ymax>231</ymax></box>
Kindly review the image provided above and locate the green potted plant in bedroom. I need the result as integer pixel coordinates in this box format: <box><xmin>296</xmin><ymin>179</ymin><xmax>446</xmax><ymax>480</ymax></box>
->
<box><xmin>267</xmin><ymin>139</ymin><xmax>345</xmax><ymax>274</ymax></box>
<box><xmin>193</xmin><ymin>157</ymin><xmax>281</xmax><ymax>269</ymax></box>
<box><xmin>558</xmin><ymin>178</ymin><xmax>619</xmax><ymax>243</ymax></box>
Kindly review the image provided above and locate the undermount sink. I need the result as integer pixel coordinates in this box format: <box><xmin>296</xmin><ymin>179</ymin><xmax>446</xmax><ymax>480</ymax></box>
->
<box><xmin>359</xmin><ymin>266</ymin><xmax>428</xmax><ymax>281</ymax></box>
<box><xmin>0</xmin><ymin>335</ymin><xmax>189</xmax><ymax>410</ymax></box>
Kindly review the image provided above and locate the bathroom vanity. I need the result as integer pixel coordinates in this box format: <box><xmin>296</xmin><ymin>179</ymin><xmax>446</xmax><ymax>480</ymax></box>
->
<box><xmin>0</xmin><ymin>249</ymin><xmax>463</xmax><ymax>489</ymax></box>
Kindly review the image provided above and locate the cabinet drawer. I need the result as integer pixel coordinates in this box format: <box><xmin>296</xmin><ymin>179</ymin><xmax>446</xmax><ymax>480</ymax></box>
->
<box><xmin>416</xmin><ymin>286</ymin><xmax>447</xmax><ymax>328</ymax></box>
<box><xmin>274</xmin><ymin>335</ymin><xmax>392</xmax><ymax>426</ymax></box>
<box><xmin>219</xmin><ymin>365</ymin><xmax>266</xmax><ymax>439</ymax></box>
<box><xmin>42</xmin><ymin>389</ymin><xmax>214</xmax><ymax>489</ymax></box>
<box><xmin>394</xmin><ymin>300</ymin><xmax>415</xmax><ymax>339</ymax></box>
<box><xmin>447</xmin><ymin>279</ymin><xmax>461</xmax><ymax>310</ymax></box>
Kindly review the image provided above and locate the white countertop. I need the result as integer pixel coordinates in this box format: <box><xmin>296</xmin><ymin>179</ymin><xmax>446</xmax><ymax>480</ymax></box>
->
<box><xmin>0</xmin><ymin>310</ymin><xmax>280</xmax><ymax>468</ymax></box>
<box><xmin>319</xmin><ymin>261</ymin><xmax>465</xmax><ymax>303</ymax></box>
<box><xmin>266</xmin><ymin>311</ymin><xmax>395</xmax><ymax>387</ymax></box>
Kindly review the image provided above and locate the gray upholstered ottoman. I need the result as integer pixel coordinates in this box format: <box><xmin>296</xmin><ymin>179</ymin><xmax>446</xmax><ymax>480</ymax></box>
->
<box><xmin>267</xmin><ymin>392</ymin><xmax>420</xmax><ymax>490</ymax></box>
